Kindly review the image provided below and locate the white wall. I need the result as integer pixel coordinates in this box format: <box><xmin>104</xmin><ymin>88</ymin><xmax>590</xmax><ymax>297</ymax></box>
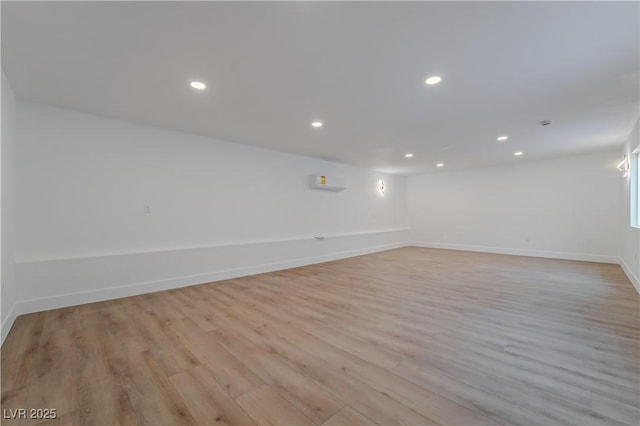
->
<box><xmin>7</xmin><ymin>99</ymin><xmax>635</xmax><ymax>345</ymax></box>
<box><xmin>14</xmin><ymin>102</ymin><xmax>408</xmax><ymax>316</ymax></box>
<box><xmin>408</xmin><ymin>150</ymin><xmax>621</xmax><ymax>264</ymax></box>
<box><xmin>620</xmin><ymin>119</ymin><xmax>639</xmax><ymax>292</ymax></box>
<box><xmin>1</xmin><ymin>71</ymin><xmax>18</xmax><ymax>342</ymax></box>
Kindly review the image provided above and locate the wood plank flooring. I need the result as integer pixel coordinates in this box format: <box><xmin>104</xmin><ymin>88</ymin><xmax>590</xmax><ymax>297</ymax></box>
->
<box><xmin>1</xmin><ymin>247</ymin><xmax>639</xmax><ymax>425</ymax></box>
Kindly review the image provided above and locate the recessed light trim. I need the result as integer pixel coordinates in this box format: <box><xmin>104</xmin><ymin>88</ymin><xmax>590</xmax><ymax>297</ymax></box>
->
<box><xmin>311</xmin><ymin>121</ymin><xmax>323</xmax><ymax>128</ymax></box>
<box><xmin>425</xmin><ymin>76</ymin><xmax>442</xmax><ymax>85</ymax></box>
<box><xmin>436</xmin><ymin>163</ymin><xmax>444</xmax><ymax>167</ymax></box>
<box><xmin>190</xmin><ymin>81</ymin><xmax>206</xmax><ymax>90</ymax></box>
<box><xmin>405</xmin><ymin>153</ymin><xmax>414</xmax><ymax>158</ymax></box>
<box><xmin>497</xmin><ymin>136</ymin><xmax>509</xmax><ymax>141</ymax></box>
<box><xmin>514</xmin><ymin>151</ymin><xmax>523</xmax><ymax>156</ymax></box>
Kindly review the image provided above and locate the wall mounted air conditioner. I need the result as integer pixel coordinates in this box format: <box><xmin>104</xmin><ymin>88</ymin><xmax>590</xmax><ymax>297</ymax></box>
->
<box><xmin>310</xmin><ymin>174</ymin><xmax>346</xmax><ymax>191</ymax></box>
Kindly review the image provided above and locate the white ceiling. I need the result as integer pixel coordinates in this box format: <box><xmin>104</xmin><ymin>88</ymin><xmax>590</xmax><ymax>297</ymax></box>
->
<box><xmin>2</xmin><ymin>1</ymin><xmax>639</xmax><ymax>175</ymax></box>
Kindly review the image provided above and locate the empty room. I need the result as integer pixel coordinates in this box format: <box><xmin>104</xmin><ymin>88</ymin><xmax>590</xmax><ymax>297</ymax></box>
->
<box><xmin>1</xmin><ymin>1</ymin><xmax>639</xmax><ymax>425</ymax></box>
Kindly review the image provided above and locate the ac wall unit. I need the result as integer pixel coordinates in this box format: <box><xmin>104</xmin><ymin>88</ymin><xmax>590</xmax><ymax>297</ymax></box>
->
<box><xmin>310</xmin><ymin>174</ymin><xmax>346</xmax><ymax>191</ymax></box>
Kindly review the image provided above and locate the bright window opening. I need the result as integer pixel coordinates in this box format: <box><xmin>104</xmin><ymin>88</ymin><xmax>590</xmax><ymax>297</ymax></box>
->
<box><xmin>631</xmin><ymin>148</ymin><xmax>639</xmax><ymax>228</ymax></box>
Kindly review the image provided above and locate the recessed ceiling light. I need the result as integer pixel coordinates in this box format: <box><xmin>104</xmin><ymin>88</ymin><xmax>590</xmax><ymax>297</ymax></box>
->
<box><xmin>190</xmin><ymin>81</ymin><xmax>206</xmax><ymax>90</ymax></box>
<box><xmin>497</xmin><ymin>136</ymin><xmax>508</xmax><ymax>141</ymax></box>
<box><xmin>436</xmin><ymin>163</ymin><xmax>444</xmax><ymax>167</ymax></box>
<box><xmin>514</xmin><ymin>151</ymin><xmax>523</xmax><ymax>156</ymax></box>
<box><xmin>311</xmin><ymin>121</ymin><xmax>323</xmax><ymax>128</ymax></box>
<box><xmin>405</xmin><ymin>153</ymin><xmax>414</xmax><ymax>158</ymax></box>
<box><xmin>425</xmin><ymin>76</ymin><xmax>442</xmax><ymax>85</ymax></box>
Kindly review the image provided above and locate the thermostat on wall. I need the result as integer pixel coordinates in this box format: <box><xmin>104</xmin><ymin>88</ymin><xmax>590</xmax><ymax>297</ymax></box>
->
<box><xmin>310</xmin><ymin>174</ymin><xmax>346</xmax><ymax>191</ymax></box>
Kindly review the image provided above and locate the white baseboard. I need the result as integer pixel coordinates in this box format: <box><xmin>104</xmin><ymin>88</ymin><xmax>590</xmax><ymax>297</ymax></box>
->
<box><xmin>13</xmin><ymin>241</ymin><xmax>406</xmax><ymax>318</ymax></box>
<box><xmin>619</xmin><ymin>257</ymin><xmax>640</xmax><ymax>294</ymax></box>
<box><xmin>6</xmin><ymin>229</ymin><xmax>409</xmax><ymax>334</ymax></box>
<box><xmin>409</xmin><ymin>241</ymin><xmax>620</xmax><ymax>264</ymax></box>
<box><xmin>4</xmin><ymin>235</ymin><xmax>633</xmax><ymax>346</ymax></box>
<box><xmin>0</xmin><ymin>229</ymin><xmax>408</xmax><ymax>346</ymax></box>
<box><xmin>411</xmin><ymin>241</ymin><xmax>640</xmax><ymax>293</ymax></box>
<box><xmin>1</xmin><ymin>302</ymin><xmax>18</xmax><ymax>345</ymax></box>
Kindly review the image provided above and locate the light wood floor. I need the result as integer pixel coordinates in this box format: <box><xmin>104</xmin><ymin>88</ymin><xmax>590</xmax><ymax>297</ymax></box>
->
<box><xmin>1</xmin><ymin>247</ymin><xmax>639</xmax><ymax>426</ymax></box>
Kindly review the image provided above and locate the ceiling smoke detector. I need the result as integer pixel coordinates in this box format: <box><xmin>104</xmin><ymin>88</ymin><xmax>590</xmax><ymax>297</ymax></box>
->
<box><xmin>540</xmin><ymin>120</ymin><xmax>552</xmax><ymax>126</ymax></box>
